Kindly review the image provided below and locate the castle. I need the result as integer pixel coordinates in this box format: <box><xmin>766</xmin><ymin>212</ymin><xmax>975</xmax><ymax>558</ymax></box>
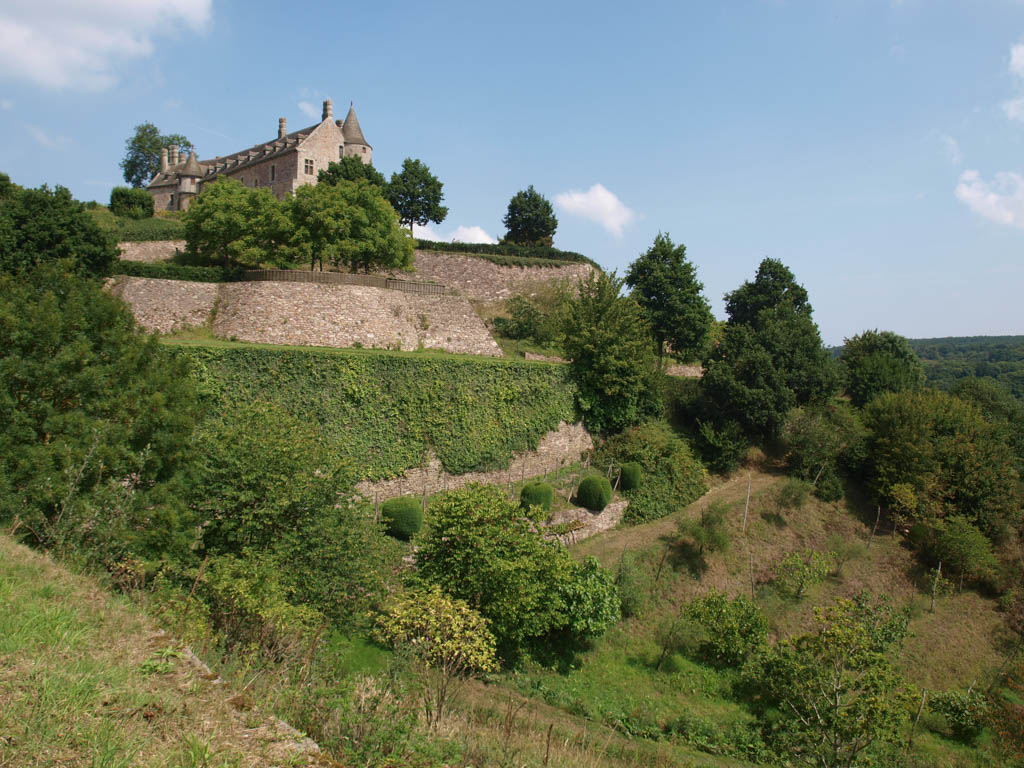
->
<box><xmin>146</xmin><ymin>99</ymin><xmax>371</xmax><ymax>211</ymax></box>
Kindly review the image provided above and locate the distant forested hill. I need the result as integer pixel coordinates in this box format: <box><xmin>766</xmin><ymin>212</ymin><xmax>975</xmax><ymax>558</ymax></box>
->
<box><xmin>908</xmin><ymin>335</ymin><xmax>1024</xmax><ymax>397</ymax></box>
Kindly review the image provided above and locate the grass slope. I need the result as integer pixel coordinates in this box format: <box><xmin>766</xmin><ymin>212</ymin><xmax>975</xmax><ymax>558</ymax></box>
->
<box><xmin>0</xmin><ymin>535</ymin><xmax>317</xmax><ymax>768</ymax></box>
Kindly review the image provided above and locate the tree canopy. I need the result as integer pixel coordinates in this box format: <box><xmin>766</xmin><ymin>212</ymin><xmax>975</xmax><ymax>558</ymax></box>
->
<box><xmin>724</xmin><ymin>257</ymin><xmax>811</xmax><ymax>326</ymax></box>
<box><xmin>318</xmin><ymin>156</ymin><xmax>388</xmax><ymax>190</ymax></box>
<box><xmin>502</xmin><ymin>185</ymin><xmax>558</xmax><ymax>246</ymax></box>
<box><xmin>0</xmin><ymin>173</ymin><xmax>117</xmax><ymax>276</ymax></box>
<box><xmin>841</xmin><ymin>329</ymin><xmax>925</xmax><ymax>407</ymax></box>
<box><xmin>119</xmin><ymin>122</ymin><xmax>194</xmax><ymax>188</ymax></box>
<box><xmin>388</xmin><ymin>158</ymin><xmax>448</xmax><ymax>233</ymax></box>
<box><xmin>625</xmin><ymin>232</ymin><xmax>713</xmax><ymax>362</ymax></box>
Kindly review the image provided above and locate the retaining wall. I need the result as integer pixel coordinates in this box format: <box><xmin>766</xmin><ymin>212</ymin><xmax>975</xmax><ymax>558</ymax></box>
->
<box><xmin>118</xmin><ymin>240</ymin><xmax>185</xmax><ymax>262</ymax></box>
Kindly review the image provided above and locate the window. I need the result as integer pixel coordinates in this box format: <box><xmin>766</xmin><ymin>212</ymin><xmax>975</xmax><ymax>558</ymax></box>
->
<box><xmin>339</xmin><ymin>145</ymin><xmax>344</xmax><ymax>159</ymax></box>
<box><xmin>304</xmin><ymin>159</ymin><xmax>314</xmax><ymax>175</ymax></box>
<box><xmin>361</xmin><ymin>146</ymin><xmax>367</xmax><ymax>154</ymax></box>
<box><xmin>271</xmin><ymin>165</ymin><xmax>276</xmax><ymax>182</ymax></box>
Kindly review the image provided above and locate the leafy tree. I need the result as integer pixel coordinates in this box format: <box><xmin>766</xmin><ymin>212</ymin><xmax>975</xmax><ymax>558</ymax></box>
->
<box><xmin>0</xmin><ymin>263</ymin><xmax>197</xmax><ymax>556</ymax></box>
<box><xmin>561</xmin><ymin>271</ymin><xmax>658</xmax><ymax>434</ymax></box>
<box><xmin>953</xmin><ymin>377</ymin><xmax>1024</xmax><ymax>476</ymax></box>
<box><xmin>932</xmin><ymin>515</ymin><xmax>999</xmax><ymax>592</ymax></box>
<box><xmin>863</xmin><ymin>389</ymin><xmax>1021</xmax><ymax>540</ymax></box>
<box><xmin>0</xmin><ymin>173</ymin><xmax>117</xmax><ymax>276</ymax></box>
<box><xmin>388</xmin><ymin>158</ymin><xmax>448</xmax><ymax>234</ymax></box>
<box><xmin>625</xmin><ymin>232</ymin><xmax>714</xmax><ymax>362</ymax></box>
<box><xmin>840</xmin><ymin>329</ymin><xmax>925</xmax><ymax>407</ymax></box>
<box><xmin>676</xmin><ymin>501</ymin><xmax>730</xmax><ymax>562</ymax></box>
<box><xmin>377</xmin><ymin>585</ymin><xmax>497</xmax><ymax>729</ymax></box>
<box><xmin>502</xmin><ymin>185</ymin><xmax>558</xmax><ymax>246</ymax></box>
<box><xmin>119</xmin><ymin>122</ymin><xmax>194</xmax><ymax>188</ymax></box>
<box><xmin>701</xmin><ymin>259</ymin><xmax>838</xmax><ymax>442</ymax></box>
<box><xmin>109</xmin><ymin>186</ymin><xmax>155</xmax><ymax>219</ymax></box>
<box><xmin>683</xmin><ymin>590</ymin><xmax>768</xmax><ymax>667</ymax></box>
<box><xmin>752</xmin><ymin>594</ymin><xmax>914</xmax><ymax>768</ymax></box>
<box><xmin>291</xmin><ymin>179</ymin><xmax>414</xmax><ymax>273</ymax></box>
<box><xmin>318</xmin><ymin>156</ymin><xmax>388</xmax><ymax>190</ymax></box>
<box><xmin>415</xmin><ymin>484</ymin><xmax>618</xmax><ymax>663</ymax></box>
<box><xmin>775</xmin><ymin>549</ymin><xmax>834</xmax><ymax>599</ymax></box>
<box><xmin>781</xmin><ymin>402</ymin><xmax>866</xmax><ymax>500</ymax></box>
<box><xmin>182</xmin><ymin>178</ymin><xmax>285</xmax><ymax>266</ymax></box>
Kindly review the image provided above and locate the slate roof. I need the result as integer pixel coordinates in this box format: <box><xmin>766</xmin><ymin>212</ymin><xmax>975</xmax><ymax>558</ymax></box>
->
<box><xmin>342</xmin><ymin>104</ymin><xmax>370</xmax><ymax>147</ymax></box>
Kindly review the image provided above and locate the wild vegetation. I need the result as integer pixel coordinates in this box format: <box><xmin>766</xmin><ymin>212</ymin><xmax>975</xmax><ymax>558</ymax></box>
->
<box><xmin>2</xmin><ymin>169</ymin><xmax>1023</xmax><ymax>767</ymax></box>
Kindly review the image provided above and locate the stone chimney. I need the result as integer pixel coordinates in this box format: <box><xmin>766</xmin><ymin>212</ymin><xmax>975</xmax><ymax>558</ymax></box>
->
<box><xmin>278</xmin><ymin>117</ymin><xmax>287</xmax><ymax>139</ymax></box>
<box><xmin>160</xmin><ymin>147</ymin><xmax>168</xmax><ymax>172</ymax></box>
<box><xmin>322</xmin><ymin>98</ymin><xmax>332</xmax><ymax>121</ymax></box>
<box><xmin>170</xmin><ymin>145</ymin><xmax>179</xmax><ymax>165</ymax></box>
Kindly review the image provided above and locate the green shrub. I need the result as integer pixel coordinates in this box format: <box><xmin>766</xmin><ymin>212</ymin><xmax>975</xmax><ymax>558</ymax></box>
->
<box><xmin>110</xmin><ymin>186</ymin><xmax>154</xmax><ymax>219</ymax></box>
<box><xmin>775</xmin><ymin>549</ymin><xmax>834</xmax><ymax>599</ymax></box>
<box><xmin>520</xmin><ymin>481</ymin><xmax>554</xmax><ymax>512</ymax></box>
<box><xmin>614</xmin><ymin>550</ymin><xmax>651</xmax><ymax>619</ymax></box>
<box><xmin>618</xmin><ymin>461</ymin><xmax>642</xmax><ymax>491</ymax></box>
<box><xmin>814</xmin><ymin>470</ymin><xmax>845</xmax><ymax>502</ymax></box>
<box><xmin>576</xmin><ymin>475</ymin><xmax>612</xmax><ymax>511</ymax></box>
<box><xmin>88</xmin><ymin>207</ymin><xmax>186</xmax><ymax>241</ymax></box>
<box><xmin>494</xmin><ymin>296</ymin><xmax>543</xmax><ymax>340</ymax></box>
<box><xmin>928</xmin><ymin>690</ymin><xmax>989</xmax><ymax>742</ymax></box>
<box><xmin>413</xmin><ymin>238</ymin><xmax>596</xmax><ymax>267</ymax></box>
<box><xmin>683</xmin><ymin>590</ymin><xmax>768</xmax><ymax>667</ymax></box>
<box><xmin>380</xmin><ymin>496</ymin><xmax>423</xmax><ymax>540</ymax></box>
<box><xmin>775</xmin><ymin>478</ymin><xmax>812</xmax><ymax>511</ymax></box>
<box><xmin>114</xmin><ymin>260</ymin><xmax>243</xmax><ymax>282</ymax></box>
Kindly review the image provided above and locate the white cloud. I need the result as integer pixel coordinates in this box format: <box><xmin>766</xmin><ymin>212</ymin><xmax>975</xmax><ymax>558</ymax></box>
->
<box><xmin>939</xmin><ymin>134</ymin><xmax>962</xmax><ymax>166</ymax></box>
<box><xmin>297</xmin><ymin>100</ymin><xmax>319</xmax><ymax>121</ymax></box>
<box><xmin>1003</xmin><ymin>42</ymin><xmax>1024</xmax><ymax>122</ymax></box>
<box><xmin>412</xmin><ymin>223</ymin><xmax>497</xmax><ymax>244</ymax></box>
<box><xmin>1011</xmin><ymin>42</ymin><xmax>1024</xmax><ymax>79</ymax></box>
<box><xmin>0</xmin><ymin>0</ymin><xmax>211</xmax><ymax>91</ymax></box>
<box><xmin>554</xmin><ymin>183</ymin><xmax>636</xmax><ymax>238</ymax></box>
<box><xmin>1004</xmin><ymin>96</ymin><xmax>1024</xmax><ymax>122</ymax></box>
<box><xmin>26</xmin><ymin>124</ymin><xmax>72</xmax><ymax>149</ymax></box>
<box><xmin>955</xmin><ymin>169</ymin><xmax>1024</xmax><ymax>228</ymax></box>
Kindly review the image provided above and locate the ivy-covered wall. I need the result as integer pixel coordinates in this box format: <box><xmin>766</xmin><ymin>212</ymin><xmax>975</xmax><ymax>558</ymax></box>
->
<box><xmin>177</xmin><ymin>345</ymin><xmax>579</xmax><ymax>481</ymax></box>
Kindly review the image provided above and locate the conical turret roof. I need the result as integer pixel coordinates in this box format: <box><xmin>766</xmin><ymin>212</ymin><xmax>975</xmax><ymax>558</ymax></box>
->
<box><xmin>181</xmin><ymin>151</ymin><xmax>204</xmax><ymax>177</ymax></box>
<box><xmin>342</xmin><ymin>104</ymin><xmax>369</xmax><ymax>146</ymax></box>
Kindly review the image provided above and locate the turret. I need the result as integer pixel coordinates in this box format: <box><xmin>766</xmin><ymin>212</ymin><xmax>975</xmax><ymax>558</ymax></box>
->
<box><xmin>341</xmin><ymin>103</ymin><xmax>372</xmax><ymax>164</ymax></box>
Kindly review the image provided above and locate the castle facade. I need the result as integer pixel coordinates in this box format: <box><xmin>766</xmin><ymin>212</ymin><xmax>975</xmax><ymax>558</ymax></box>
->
<box><xmin>146</xmin><ymin>99</ymin><xmax>371</xmax><ymax>211</ymax></box>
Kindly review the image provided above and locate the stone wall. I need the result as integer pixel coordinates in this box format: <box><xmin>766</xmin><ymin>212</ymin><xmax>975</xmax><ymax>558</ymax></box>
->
<box><xmin>547</xmin><ymin>500</ymin><xmax>628</xmax><ymax>544</ymax></box>
<box><xmin>106</xmin><ymin>276</ymin><xmax>218</xmax><ymax>334</ymax></box>
<box><xmin>388</xmin><ymin>251</ymin><xmax>597</xmax><ymax>301</ymax></box>
<box><xmin>109</xmin><ymin>276</ymin><xmax>502</xmax><ymax>357</ymax></box>
<box><xmin>118</xmin><ymin>240</ymin><xmax>185</xmax><ymax>262</ymax></box>
<box><xmin>355</xmin><ymin>421</ymin><xmax>593</xmax><ymax>500</ymax></box>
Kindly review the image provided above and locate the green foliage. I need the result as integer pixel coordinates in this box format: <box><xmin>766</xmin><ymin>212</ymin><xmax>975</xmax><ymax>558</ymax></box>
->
<box><xmin>932</xmin><ymin>515</ymin><xmax>999</xmax><ymax>589</ymax></box>
<box><xmin>562</xmin><ymin>271</ymin><xmax>658</xmax><ymax>434</ymax></box>
<box><xmin>0</xmin><ymin>174</ymin><xmax>117</xmax><ymax>276</ymax></box>
<box><xmin>290</xmin><ymin>179</ymin><xmax>414</xmax><ymax>273</ymax></box>
<box><xmin>413</xmin><ymin>238</ymin><xmax>593</xmax><ymax>266</ymax></box>
<box><xmin>176</xmin><ymin>345</ymin><xmax>577</xmax><ymax>481</ymax></box>
<box><xmin>693</xmin><ymin>418</ymin><xmax>748</xmax><ymax>475</ymax></box>
<box><xmin>774</xmin><ymin>478</ymin><xmax>812</xmax><ymax>511</ymax></box>
<box><xmin>613</xmin><ymin>550</ymin><xmax>652</xmax><ymax>619</ymax></box>
<box><xmin>928</xmin><ymin>689</ymin><xmax>990</xmax><ymax>742</ymax></box>
<box><xmin>576</xmin><ymin>475</ymin><xmax>613</xmax><ymax>511</ymax></box>
<box><xmin>840</xmin><ymin>329</ymin><xmax>925</xmax><ymax>407</ymax></box>
<box><xmin>751</xmin><ymin>593</ymin><xmax>914</xmax><ymax>768</ymax></box>
<box><xmin>519</xmin><ymin>481</ymin><xmax>554</xmax><ymax>512</ymax></box>
<box><xmin>113</xmin><ymin>261</ymin><xmax>243</xmax><ymax>282</ymax></box>
<box><xmin>676</xmin><ymin>501</ymin><xmax>730</xmax><ymax>566</ymax></box>
<box><xmin>182</xmin><ymin>178</ymin><xmax>288</xmax><ymax>266</ymax></box>
<box><xmin>775</xmin><ymin>549</ymin><xmax>834</xmax><ymax>599</ymax></box>
<box><xmin>625</xmin><ymin>232</ymin><xmax>713</xmax><ymax>361</ymax></box>
<box><xmin>502</xmin><ymin>185</ymin><xmax>558</xmax><ymax>246</ymax></box>
<box><xmin>0</xmin><ymin>263</ymin><xmax>197</xmax><ymax>555</ymax></box>
<box><xmin>826</xmin><ymin>533</ymin><xmax>867</xmax><ymax>577</ymax></box>
<box><xmin>493</xmin><ymin>295</ymin><xmax>544</xmax><ymax>341</ymax></box>
<box><xmin>415</xmin><ymin>485</ymin><xmax>618</xmax><ymax>663</ymax></box>
<box><xmin>492</xmin><ymin>284</ymin><xmax>570</xmax><ymax>348</ymax></box>
<box><xmin>862</xmin><ymin>388</ymin><xmax>1021</xmax><ymax>540</ymax></box>
<box><xmin>701</xmin><ymin>258</ymin><xmax>838</xmax><ymax>441</ymax></box>
<box><xmin>388</xmin><ymin>157</ymin><xmax>448</xmax><ymax>231</ymax></box>
<box><xmin>381</xmin><ymin>496</ymin><xmax>424</xmax><ymax>540</ymax></box>
<box><xmin>910</xmin><ymin>335</ymin><xmax>1024</xmax><ymax>399</ymax></box>
<box><xmin>781</xmin><ymin>401</ymin><xmax>866</xmax><ymax>500</ymax></box>
<box><xmin>318</xmin><ymin>156</ymin><xmax>388</xmax><ymax>190</ymax></box>
<box><xmin>953</xmin><ymin>376</ymin><xmax>1024</xmax><ymax>476</ymax></box>
<box><xmin>377</xmin><ymin>585</ymin><xmax>497</xmax><ymax>729</ymax></box>
<box><xmin>683</xmin><ymin>590</ymin><xmax>768</xmax><ymax>667</ymax></box>
<box><xmin>601</xmin><ymin>421</ymin><xmax>709</xmax><ymax>524</ymax></box>
<box><xmin>119</xmin><ymin>122</ymin><xmax>193</xmax><ymax>188</ymax></box>
<box><xmin>109</xmin><ymin>186</ymin><xmax>155</xmax><ymax>219</ymax></box>
<box><xmin>617</xmin><ymin>461</ymin><xmax>642</xmax><ymax>491</ymax></box>
<box><xmin>88</xmin><ymin>207</ymin><xmax>186</xmax><ymax>241</ymax></box>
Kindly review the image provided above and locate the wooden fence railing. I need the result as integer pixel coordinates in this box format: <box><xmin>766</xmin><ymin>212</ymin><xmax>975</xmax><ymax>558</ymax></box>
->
<box><xmin>243</xmin><ymin>269</ymin><xmax>447</xmax><ymax>296</ymax></box>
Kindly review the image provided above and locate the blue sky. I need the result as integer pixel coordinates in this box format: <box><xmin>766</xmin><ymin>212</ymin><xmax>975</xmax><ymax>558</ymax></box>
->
<box><xmin>1</xmin><ymin>0</ymin><xmax>1022</xmax><ymax>345</ymax></box>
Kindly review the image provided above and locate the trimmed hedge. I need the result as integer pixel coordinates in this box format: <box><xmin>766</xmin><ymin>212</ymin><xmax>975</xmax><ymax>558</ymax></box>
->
<box><xmin>577</xmin><ymin>475</ymin><xmax>613</xmax><ymax>511</ymax></box>
<box><xmin>520</xmin><ymin>481</ymin><xmax>554</xmax><ymax>511</ymax></box>
<box><xmin>414</xmin><ymin>238</ymin><xmax>598</xmax><ymax>268</ymax></box>
<box><xmin>115</xmin><ymin>261</ymin><xmax>244</xmax><ymax>282</ymax></box>
<box><xmin>174</xmin><ymin>345</ymin><xmax>578</xmax><ymax>481</ymax></box>
<box><xmin>618</xmin><ymin>462</ymin><xmax>642</xmax><ymax>491</ymax></box>
<box><xmin>381</xmin><ymin>496</ymin><xmax>423</xmax><ymax>540</ymax></box>
<box><xmin>110</xmin><ymin>187</ymin><xmax>155</xmax><ymax>219</ymax></box>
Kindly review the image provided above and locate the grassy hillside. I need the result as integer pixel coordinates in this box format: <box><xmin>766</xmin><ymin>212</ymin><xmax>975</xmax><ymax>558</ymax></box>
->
<box><xmin>0</xmin><ymin>534</ymin><xmax>318</xmax><ymax>768</ymax></box>
<box><xmin>172</xmin><ymin>342</ymin><xmax>578</xmax><ymax>480</ymax></box>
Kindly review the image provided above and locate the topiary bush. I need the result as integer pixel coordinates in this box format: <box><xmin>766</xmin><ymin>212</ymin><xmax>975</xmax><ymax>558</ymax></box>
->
<box><xmin>381</xmin><ymin>496</ymin><xmax>423</xmax><ymax>541</ymax></box>
<box><xmin>576</xmin><ymin>475</ymin><xmax>613</xmax><ymax>512</ymax></box>
<box><xmin>520</xmin><ymin>481</ymin><xmax>554</xmax><ymax>512</ymax></box>
<box><xmin>110</xmin><ymin>186</ymin><xmax>155</xmax><ymax>219</ymax></box>
<box><xmin>618</xmin><ymin>462</ymin><xmax>642</xmax><ymax>491</ymax></box>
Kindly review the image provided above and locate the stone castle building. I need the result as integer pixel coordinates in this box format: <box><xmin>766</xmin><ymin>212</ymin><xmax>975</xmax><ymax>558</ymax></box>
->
<box><xmin>146</xmin><ymin>99</ymin><xmax>371</xmax><ymax>211</ymax></box>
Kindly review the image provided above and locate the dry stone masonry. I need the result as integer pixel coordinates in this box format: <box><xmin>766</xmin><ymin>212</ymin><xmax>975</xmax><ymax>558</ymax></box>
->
<box><xmin>118</xmin><ymin>240</ymin><xmax>186</xmax><ymax>262</ymax></box>
<box><xmin>107</xmin><ymin>276</ymin><xmax>218</xmax><ymax>334</ymax></box>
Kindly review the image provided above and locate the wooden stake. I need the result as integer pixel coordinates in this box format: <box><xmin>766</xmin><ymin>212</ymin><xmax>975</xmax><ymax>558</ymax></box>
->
<box><xmin>749</xmin><ymin>551</ymin><xmax>756</xmax><ymax>601</ymax></box>
<box><xmin>742</xmin><ymin>474</ymin><xmax>751</xmax><ymax>533</ymax></box>
<box><xmin>907</xmin><ymin>689</ymin><xmax>927</xmax><ymax>751</ymax></box>
<box><xmin>867</xmin><ymin>505</ymin><xmax>881</xmax><ymax>548</ymax></box>
<box><xmin>930</xmin><ymin>560</ymin><xmax>942</xmax><ymax>613</ymax></box>
<box><xmin>544</xmin><ymin>723</ymin><xmax>554</xmax><ymax>766</ymax></box>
